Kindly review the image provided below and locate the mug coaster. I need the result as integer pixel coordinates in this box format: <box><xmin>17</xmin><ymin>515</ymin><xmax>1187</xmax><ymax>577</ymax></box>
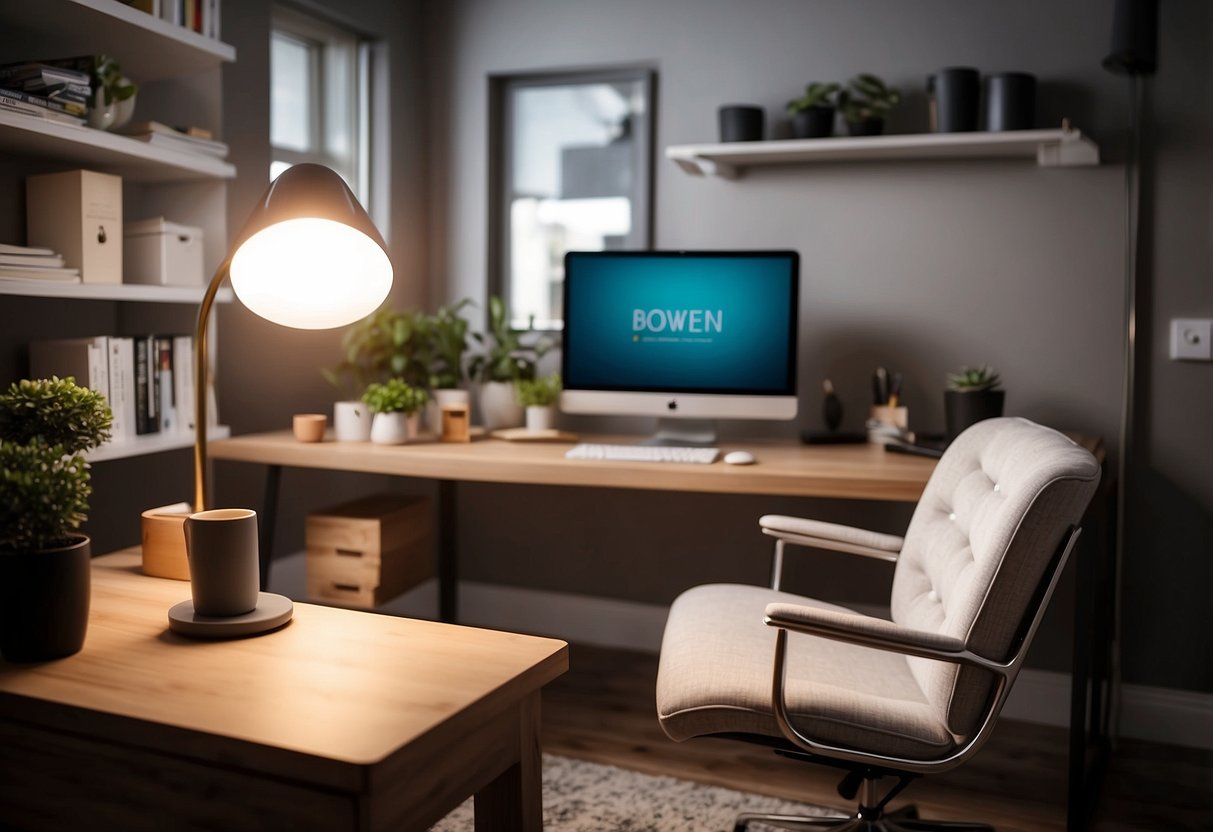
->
<box><xmin>167</xmin><ymin>592</ymin><xmax>294</xmax><ymax>639</ymax></box>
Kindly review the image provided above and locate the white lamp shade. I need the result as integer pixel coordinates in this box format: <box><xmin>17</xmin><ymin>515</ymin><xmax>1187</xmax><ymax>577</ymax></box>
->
<box><xmin>229</xmin><ymin>218</ymin><xmax>393</xmax><ymax>329</ymax></box>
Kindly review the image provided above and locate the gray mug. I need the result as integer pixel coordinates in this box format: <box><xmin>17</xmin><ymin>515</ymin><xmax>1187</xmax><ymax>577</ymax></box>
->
<box><xmin>184</xmin><ymin>508</ymin><xmax>260</xmax><ymax>617</ymax></box>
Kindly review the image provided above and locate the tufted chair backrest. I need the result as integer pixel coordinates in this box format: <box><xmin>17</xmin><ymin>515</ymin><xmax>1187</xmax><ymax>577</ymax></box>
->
<box><xmin>889</xmin><ymin>417</ymin><xmax>1101</xmax><ymax>738</ymax></box>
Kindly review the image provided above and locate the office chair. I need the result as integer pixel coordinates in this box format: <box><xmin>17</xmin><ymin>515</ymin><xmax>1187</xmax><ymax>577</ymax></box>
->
<box><xmin>656</xmin><ymin>417</ymin><xmax>1101</xmax><ymax>831</ymax></box>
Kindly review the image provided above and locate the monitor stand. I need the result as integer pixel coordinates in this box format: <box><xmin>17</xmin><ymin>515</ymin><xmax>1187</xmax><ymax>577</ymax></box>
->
<box><xmin>640</xmin><ymin>418</ymin><xmax>719</xmax><ymax>447</ymax></box>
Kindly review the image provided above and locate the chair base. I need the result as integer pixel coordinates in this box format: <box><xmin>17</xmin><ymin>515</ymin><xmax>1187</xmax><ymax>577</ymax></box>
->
<box><xmin>735</xmin><ymin>807</ymin><xmax>994</xmax><ymax>832</ymax></box>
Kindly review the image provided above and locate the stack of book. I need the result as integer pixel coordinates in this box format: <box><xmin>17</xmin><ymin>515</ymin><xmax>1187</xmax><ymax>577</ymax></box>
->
<box><xmin>0</xmin><ymin>243</ymin><xmax>81</xmax><ymax>283</ymax></box>
<box><xmin>0</xmin><ymin>60</ymin><xmax>90</xmax><ymax>127</ymax></box>
<box><xmin>123</xmin><ymin>0</ymin><xmax>221</xmax><ymax>40</ymax></box>
<box><xmin>116</xmin><ymin>120</ymin><xmax>229</xmax><ymax>159</ymax></box>
<box><xmin>29</xmin><ymin>334</ymin><xmax>215</xmax><ymax>444</ymax></box>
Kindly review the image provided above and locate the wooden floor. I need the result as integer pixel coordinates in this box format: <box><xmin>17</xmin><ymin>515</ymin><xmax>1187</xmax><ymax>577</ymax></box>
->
<box><xmin>541</xmin><ymin>644</ymin><xmax>1212</xmax><ymax>832</ymax></box>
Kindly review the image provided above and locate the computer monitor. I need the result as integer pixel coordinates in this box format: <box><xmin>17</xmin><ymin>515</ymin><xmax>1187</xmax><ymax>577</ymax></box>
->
<box><xmin>560</xmin><ymin>250</ymin><xmax>799</xmax><ymax>445</ymax></box>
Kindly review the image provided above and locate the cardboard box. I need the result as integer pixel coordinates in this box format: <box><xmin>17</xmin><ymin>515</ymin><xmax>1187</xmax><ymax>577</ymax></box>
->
<box><xmin>306</xmin><ymin>494</ymin><xmax>432</xmax><ymax>608</ymax></box>
<box><xmin>124</xmin><ymin>217</ymin><xmax>205</xmax><ymax>286</ymax></box>
<box><xmin>26</xmin><ymin>170</ymin><xmax>123</xmax><ymax>284</ymax></box>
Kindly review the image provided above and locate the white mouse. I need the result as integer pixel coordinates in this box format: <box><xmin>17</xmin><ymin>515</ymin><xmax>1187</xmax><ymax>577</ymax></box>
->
<box><xmin>723</xmin><ymin>451</ymin><xmax>756</xmax><ymax>465</ymax></box>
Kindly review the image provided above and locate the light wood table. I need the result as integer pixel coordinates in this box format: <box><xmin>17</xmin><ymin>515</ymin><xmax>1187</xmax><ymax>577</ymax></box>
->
<box><xmin>0</xmin><ymin>550</ymin><xmax>568</xmax><ymax>832</ymax></box>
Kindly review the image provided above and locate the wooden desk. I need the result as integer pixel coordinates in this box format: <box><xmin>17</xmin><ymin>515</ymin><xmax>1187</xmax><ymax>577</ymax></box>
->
<box><xmin>0</xmin><ymin>550</ymin><xmax>568</xmax><ymax>832</ymax></box>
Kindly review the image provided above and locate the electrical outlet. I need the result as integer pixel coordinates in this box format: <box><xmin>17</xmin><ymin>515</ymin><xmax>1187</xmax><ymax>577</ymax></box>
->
<box><xmin>1170</xmin><ymin>319</ymin><xmax>1212</xmax><ymax>361</ymax></box>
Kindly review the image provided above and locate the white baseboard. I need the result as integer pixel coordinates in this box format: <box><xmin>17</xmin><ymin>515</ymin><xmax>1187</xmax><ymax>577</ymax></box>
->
<box><xmin>271</xmin><ymin>554</ymin><xmax>1213</xmax><ymax>751</ymax></box>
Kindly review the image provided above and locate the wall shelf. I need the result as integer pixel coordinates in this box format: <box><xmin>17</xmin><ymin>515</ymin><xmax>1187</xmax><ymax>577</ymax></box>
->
<box><xmin>0</xmin><ymin>279</ymin><xmax>232</xmax><ymax>304</ymax></box>
<box><xmin>88</xmin><ymin>425</ymin><xmax>231</xmax><ymax>463</ymax></box>
<box><xmin>666</xmin><ymin>126</ymin><xmax>1100</xmax><ymax>179</ymax></box>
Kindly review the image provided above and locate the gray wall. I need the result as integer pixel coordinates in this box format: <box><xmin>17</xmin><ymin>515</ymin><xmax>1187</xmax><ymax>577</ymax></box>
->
<box><xmin>420</xmin><ymin>0</ymin><xmax>1212</xmax><ymax>692</ymax></box>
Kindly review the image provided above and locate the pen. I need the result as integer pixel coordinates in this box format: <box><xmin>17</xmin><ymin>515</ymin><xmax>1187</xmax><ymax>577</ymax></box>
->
<box><xmin>888</xmin><ymin>372</ymin><xmax>902</xmax><ymax>409</ymax></box>
<box><xmin>873</xmin><ymin>367</ymin><xmax>888</xmax><ymax>405</ymax></box>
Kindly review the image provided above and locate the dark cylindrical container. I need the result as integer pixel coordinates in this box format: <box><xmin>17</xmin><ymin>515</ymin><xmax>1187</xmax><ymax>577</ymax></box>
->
<box><xmin>718</xmin><ymin>105</ymin><xmax>764</xmax><ymax>142</ymax></box>
<box><xmin>934</xmin><ymin>67</ymin><xmax>980</xmax><ymax>132</ymax></box>
<box><xmin>790</xmin><ymin>106</ymin><xmax>834</xmax><ymax>139</ymax></box>
<box><xmin>0</xmin><ymin>536</ymin><xmax>91</xmax><ymax>661</ymax></box>
<box><xmin>986</xmin><ymin>72</ymin><xmax>1036</xmax><ymax>131</ymax></box>
<box><xmin>944</xmin><ymin>390</ymin><xmax>1006</xmax><ymax>442</ymax></box>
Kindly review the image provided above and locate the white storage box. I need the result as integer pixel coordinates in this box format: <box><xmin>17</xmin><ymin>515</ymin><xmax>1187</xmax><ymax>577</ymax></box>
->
<box><xmin>124</xmin><ymin>217</ymin><xmax>204</xmax><ymax>286</ymax></box>
<box><xmin>26</xmin><ymin>169</ymin><xmax>123</xmax><ymax>284</ymax></box>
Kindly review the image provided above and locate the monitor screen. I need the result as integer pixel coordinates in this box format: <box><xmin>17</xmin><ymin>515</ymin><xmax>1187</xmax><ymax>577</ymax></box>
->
<box><xmin>561</xmin><ymin>250</ymin><xmax>798</xmax><ymax>426</ymax></box>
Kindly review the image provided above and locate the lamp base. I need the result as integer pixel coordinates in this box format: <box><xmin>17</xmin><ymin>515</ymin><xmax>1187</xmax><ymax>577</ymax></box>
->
<box><xmin>167</xmin><ymin>592</ymin><xmax>293</xmax><ymax>639</ymax></box>
<box><xmin>141</xmin><ymin>504</ymin><xmax>194</xmax><ymax>581</ymax></box>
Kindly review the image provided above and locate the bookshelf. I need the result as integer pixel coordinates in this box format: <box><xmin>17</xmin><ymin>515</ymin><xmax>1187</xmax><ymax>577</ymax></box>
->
<box><xmin>0</xmin><ymin>0</ymin><xmax>236</xmax><ymax>464</ymax></box>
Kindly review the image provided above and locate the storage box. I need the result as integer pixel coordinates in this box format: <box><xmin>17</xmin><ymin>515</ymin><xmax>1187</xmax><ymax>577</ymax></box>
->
<box><xmin>26</xmin><ymin>169</ymin><xmax>123</xmax><ymax>284</ymax></box>
<box><xmin>306</xmin><ymin>494</ymin><xmax>432</xmax><ymax>608</ymax></box>
<box><xmin>123</xmin><ymin>217</ymin><xmax>205</xmax><ymax>286</ymax></box>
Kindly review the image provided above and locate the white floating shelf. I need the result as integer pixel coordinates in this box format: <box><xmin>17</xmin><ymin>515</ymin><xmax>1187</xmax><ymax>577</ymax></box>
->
<box><xmin>666</xmin><ymin>127</ymin><xmax>1100</xmax><ymax>179</ymax></box>
<box><xmin>88</xmin><ymin>425</ymin><xmax>231</xmax><ymax>463</ymax></box>
<box><xmin>3</xmin><ymin>0</ymin><xmax>235</xmax><ymax>81</ymax></box>
<box><xmin>0</xmin><ymin>279</ymin><xmax>232</xmax><ymax>304</ymax></box>
<box><xmin>0</xmin><ymin>111</ymin><xmax>236</xmax><ymax>182</ymax></box>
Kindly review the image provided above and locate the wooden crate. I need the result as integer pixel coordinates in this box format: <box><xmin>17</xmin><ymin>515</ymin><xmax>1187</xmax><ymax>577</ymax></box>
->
<box><xmin>305</xmin><ymin>494</ymin><xmax>432</xmax><ymax>608</ymax></box>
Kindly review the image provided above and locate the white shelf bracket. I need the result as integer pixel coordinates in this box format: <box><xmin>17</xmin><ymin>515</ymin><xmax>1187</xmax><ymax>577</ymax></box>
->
<box><xmin>1038</xmin><ymin>135</ymin><xmax>1100</xmax><ymax>167</ymax></box>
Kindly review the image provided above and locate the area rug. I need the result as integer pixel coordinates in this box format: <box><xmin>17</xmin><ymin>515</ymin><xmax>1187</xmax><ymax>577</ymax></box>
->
<box><xmin>431</xmin><ymin>754</ymin><xmax>838</xmax><ymax>831</ymax></box>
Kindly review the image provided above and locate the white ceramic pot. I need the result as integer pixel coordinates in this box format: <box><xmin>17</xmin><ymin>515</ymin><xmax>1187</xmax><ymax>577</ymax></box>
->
<box><xmin>370</xmin><ymin>412</ymin><xmax>410</xmax><ymax>445</ymax></box>
<box><xmin>334</xmin><ymin>400</ymin><xmax>373</xmax><ymax>442</ymax></box>
<box><xmin>426</xmin><ymin>388</ymin><xmax>470</xmax><ymax>432</ymax></box>
<box><xmin>526</xmin><ymin>405</ymin><xmax>554</xmax><ymax>432</ymax></box>
<box><xmin>87</xmin><ymin>86</ymin><xmax>136</xmax><ymax>131</ymax></box>
<box><xmin>479</xmin><ymin>381</ymin><xmax>523</xmax><ymax>430</ymax></box>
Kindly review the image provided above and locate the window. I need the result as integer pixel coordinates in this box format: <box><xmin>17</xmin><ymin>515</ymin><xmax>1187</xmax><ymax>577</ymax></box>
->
<box><xmin>491</xmin><ymin>68</ymin><xmax>654</xmax><ymax>330</ymax></box>
<box><xmin>270</xmin><ymin>6</ymin><xmax>370</xmax><ymax>204</ymax></box>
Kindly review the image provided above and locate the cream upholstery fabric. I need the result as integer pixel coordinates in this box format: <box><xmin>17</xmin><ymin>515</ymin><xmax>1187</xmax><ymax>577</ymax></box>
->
<box><xmin>760</xmin><ymin>515</ymin><xmax>905</xmax><ymax>555</ymax></box>
<box><xmin>657</xmin><ymin>417</ymin><xmax>1101</xmax><ymax>762</ymax></box>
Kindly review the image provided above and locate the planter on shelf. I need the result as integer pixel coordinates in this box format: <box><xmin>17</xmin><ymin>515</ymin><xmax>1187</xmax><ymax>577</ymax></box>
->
<box><xmin>943</xmin><ymin>365</ymin><xmax>1005</xmax><ymax>441</ymax></box>
<box><xmin>516</xmin><ymin>373</ymin><xmax>561</xmax><ymax>433</ymax></box>
<box><xmin>525</xmin><ymin>405</ymin><xmax>555</xmax><ymax>432</ymax></box>
<box><xmin>845</xmin><ymin>117</ymin><xmax>885</xmax><ymax>137</ymax></box>
<box><xmin>479</xmin><ymin>381</ymin><xmax>523</xmax><ymax>430</ymax></box>
<box><xmin>0</xmin><ymin>536</ymin><xmax>91</xmax><ymax>661</ymax></box>
<box><xmin>838</xmin><ymin>73</ymin><xmax>900</xmax><ymax>139</ymax></box>
<box><xmin>468</xmin><ymin>295</ymin><xmax>552</xmax><ymax>431</ymax></box>
<box><xmin>87</xmin><ymin>56</ymin><xmax>138</xmax><ymax>132</ymax></box>
<box><xmin>333</xmin><ymin>400</ymin><xmax>373</xmax><ymax>442</ymax></box>
<box><xmin>985</xmin><ymin>72</ymin><xmax>1036</xmax><ymax>131</ymax></box>
<box><xmin>791</xmin><ymin>107</ymin><xmax>835</xmax><ymax>139</ymax></box>
<box><xmin>933</xmin><ymin>67</ymin><xmax>980</xmax><ymax>133</ymax></box>
<box><xmin>370</xmin><ymin>412</ymin><xmax>415</xmax><ymax>445</ymax></box>
<box><xmin>718</xmin><ymin>105</ymin><xmax>764</xmax><ymax>142</ymax></box>
<box><xmin>362</xmin><ymin>379</ymin><xmax>427</xmax><ymax>445</ymax></box>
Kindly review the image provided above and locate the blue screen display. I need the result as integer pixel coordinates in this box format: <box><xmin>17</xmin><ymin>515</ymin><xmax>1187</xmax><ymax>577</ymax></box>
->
<box><xmin>563</xmin><ymin>251</ymin><xmax>798</xmax><ymax>394</ymax></box>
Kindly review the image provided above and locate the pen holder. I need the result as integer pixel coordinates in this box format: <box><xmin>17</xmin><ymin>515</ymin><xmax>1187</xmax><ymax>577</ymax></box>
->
<box><xmin>867</xmin><ymin>405</ymin><xmax>909</xmax><ymax>445</ymax></box>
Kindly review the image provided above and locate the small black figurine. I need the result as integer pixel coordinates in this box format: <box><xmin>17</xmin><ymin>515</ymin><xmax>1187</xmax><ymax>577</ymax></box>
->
<box><xmin>800</xmin><ymin>378</ymin><xmax>866</xmax><ymax>444</ymax></box>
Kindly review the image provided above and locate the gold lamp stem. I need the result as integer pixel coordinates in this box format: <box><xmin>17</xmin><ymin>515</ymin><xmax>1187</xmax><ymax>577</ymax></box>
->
<box><xmin>193</xmin><ymin>256</ymin><xmax>232</xmax><ymax>513</ymax></box>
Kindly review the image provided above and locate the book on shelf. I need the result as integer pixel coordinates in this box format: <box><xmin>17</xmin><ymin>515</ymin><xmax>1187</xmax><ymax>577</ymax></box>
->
<box><xmin>159</xmin><ymin>0</ymin><xmax>220</xmax><ymax>38</ymax></box>
<box><xmin>0</xmin><ymin>252</ymin><xmax>66</xmax><ymax>268</ymax></box>
<box><xmin>0</xmin><ymin>62</ymin><xmax>91</xmax><ymax>90</ymax></box>
<box><xmin>116</xmin><ymin>121</ymin><xmax>229</xmax><ymax>158</ymax></box>
<box><xmin>0</xmin><ymin>266</ymin><xmax>81</xmax><ymax>282</ymax></box>
<box><xmin>0</xmin><ymin>92</ymin><xmax>86</xmax><ymax>126</ymax></box>
<box><xmin>0</xmin><ymin>85</ymin><xmax>86</xmax><ymax>117</ymax></box>
<box><xmin>0</xmin><ymin>243</ymin><xmax>56</xmax><ymax>256</ymax></box>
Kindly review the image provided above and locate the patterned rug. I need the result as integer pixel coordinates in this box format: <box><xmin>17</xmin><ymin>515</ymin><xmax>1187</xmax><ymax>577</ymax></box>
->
<box><xmin>431</xmin><ymin>754</ymin><xmax>838</xmax><ymax>831</ymax></box>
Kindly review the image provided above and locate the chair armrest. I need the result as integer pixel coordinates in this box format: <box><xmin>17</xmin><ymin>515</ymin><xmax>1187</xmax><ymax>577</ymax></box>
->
<box><xmin>763</xmin><ymin>602</ymin><xmax>1004</xmax><ymax>674</ymax></box>
<box><xmin>759</xmin><ymin>515</ymin><xmax>903</xmax><ymax>563</ymax></box>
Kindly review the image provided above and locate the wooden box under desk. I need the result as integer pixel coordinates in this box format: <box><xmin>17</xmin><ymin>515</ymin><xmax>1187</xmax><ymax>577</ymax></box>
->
<box><xmin>306</xmin><ymin>494</ymin><xmax>432</xmax><ymax>607</ymax></box>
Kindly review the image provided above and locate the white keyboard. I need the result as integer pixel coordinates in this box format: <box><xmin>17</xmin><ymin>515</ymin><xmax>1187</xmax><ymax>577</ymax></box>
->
<box><xmin>565</xmin><ymin>443</ymin><xmax>720</xmax><ymax>464</ymax></box>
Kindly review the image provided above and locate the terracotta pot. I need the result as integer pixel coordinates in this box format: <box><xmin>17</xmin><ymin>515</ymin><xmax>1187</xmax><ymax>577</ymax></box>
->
<box><xmin>0</xmin><ymin>535</ymin><xmax>91</xmax><ymax>661</ymax></box>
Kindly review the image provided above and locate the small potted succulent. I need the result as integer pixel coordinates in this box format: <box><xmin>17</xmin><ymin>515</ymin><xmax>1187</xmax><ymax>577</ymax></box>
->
<box><xmin>944</xmin><ymin>364</ymin><xmax>1005</xmax><ymax>441</ymax></box>
<box><xmin>469</xmin><ymin>295</ymin><xmax>553</xmax><ymax>430</ymax></box>
<box><xmin>362</xmin><ymin>378</ymin><xmax>429</xmax><ymax>445</ymax></box>
<box><xmin>88</xmin><ymin>54</ymin><xmax>138</xmax><ymax>131</ymax></box>
<box><xmin>0</xmin><ymin>376</ymin><xmax>112</xmax><ymax>661</ymax></box>
<box><xmin>787</xmin><ymin>81</ymin><xmax>839</xmax><ymax>139</ymax></box>
<box><xmin>837</xmin><ymin>73</ymin><xmax>901</xmax><ymax>136</ymax></box>
<box><xmin>515</xmin><ymin>372</ymin><xmax>562</xmax><ymax>432</ymax></box>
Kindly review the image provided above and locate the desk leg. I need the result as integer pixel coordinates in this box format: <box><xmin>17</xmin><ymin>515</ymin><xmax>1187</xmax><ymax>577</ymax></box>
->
<box><xmin>259</xmin><ymin>464</ymin><xmax>282</xmax><ymax>592</ymax></box>
<box><xmin>474</xmin><ymin>692</ymin><xmax>542</xmax><ymax>832</ymax></box>
<box><xmin>438</xmin><ymin>479</ymin><xmax>458</xmax><ymax>623</ymax></box>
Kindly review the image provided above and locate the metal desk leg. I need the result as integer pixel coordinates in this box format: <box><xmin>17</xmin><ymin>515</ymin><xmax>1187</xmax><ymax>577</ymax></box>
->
<box><xmin>259</xmin><ymin>464</ymin><xmax>282</xmax><ymax>592</ymax></box>
<box><xmin>438</xmin><ymin>479</ymin><xmax>458</xmax><ymax>623</ymax></box>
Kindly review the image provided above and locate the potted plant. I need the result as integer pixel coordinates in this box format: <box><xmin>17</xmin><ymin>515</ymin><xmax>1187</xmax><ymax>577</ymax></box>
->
<box><xmin>469</xmin><ymin>295</ymin><xmax>553</xmax><ymax>430</ymax></box>
<box><xmin>324</xmin><ymin>307</ymin><xmax>432</xmax><ymax>441</ymax></box>
<box><xmin>88</xmin><ymin>54</ymin><xmax>138</xmax><ymax>131</ymax></box>
<box><xmin>362</xmin><ymin>378</ymin><xmax>428</xmax><ymax>445</ymax></box>
<box><xmin>425</xmin><ymin>298</ymin><xmax>474</xmax><ymax>428</ymax></box>
<box><xmin>837</xmin><ymin>73</ymin><xmax>901</xmax><ymax>136</ymax></box>
<box><xmin>944</xmin><ymin>364</ymin><xmax>1005</xmax><ymax>441</ymax></box>
<box><xmin>0</xmin><ymin>376</ymin><xmax>112</xmax><ymax>661</ymax></box>
<box><xmin>515</xmin><ymin>372</ymin><xmax>562</xmax><ymax>432</ymax></box>
<box><xmin>787</xmin><ymin>82</ymin><xmax>839</xmax><ymax>139</ymax></box>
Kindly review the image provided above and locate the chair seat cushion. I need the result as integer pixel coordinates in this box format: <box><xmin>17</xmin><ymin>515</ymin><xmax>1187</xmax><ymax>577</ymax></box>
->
<box><xmin>656</xmin><ymin>584</ymin><xmax>957</xmax><ymax>761</ymax></box>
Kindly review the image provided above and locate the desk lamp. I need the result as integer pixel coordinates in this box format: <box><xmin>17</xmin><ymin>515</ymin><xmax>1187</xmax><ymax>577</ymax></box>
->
<box><xmin>143</xmin><ymin>164</ymin><xmax>393</xmax><ymax>586</ymax></box>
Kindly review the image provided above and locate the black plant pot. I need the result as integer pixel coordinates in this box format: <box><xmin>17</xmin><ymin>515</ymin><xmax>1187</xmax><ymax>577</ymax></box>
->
<box><xmin>935</xmin><ymin>66</ymin><xmax>980</xmax><ymax>133</ymax></box>
<box><xmin>790</xmin><ymin>106</ymin><xmax>835</xmax><ymax>139</ymax></box>
<box><xmin>0</xmin><ymin>535</ymin><xmax>91</xmax><ymax>661</ymax></box>
<box><xmin>718</xmin><ymin>105</ymin><xmax>764</xmax><ymax>142</ymax></box>
<box><xmin>944</xmin><ymin>390</ymin><xmax>1006</xmax><ymax>442</ymax></box>
<box><xmin>845</xmin><ymin>117</ymin><xmax>884</xmax><ymax>137</ymax></box>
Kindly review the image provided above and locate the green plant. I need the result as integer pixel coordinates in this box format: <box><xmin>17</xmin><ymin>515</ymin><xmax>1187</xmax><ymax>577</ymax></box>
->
<box><xmin>837</xmin><ymin>73</ymin><xmax>901</xmax><ymax>124</ymax></box>
<box><xmin>323</xmin><ymin>307</ymin><xmax>432</xmax><ymax>396</ymax></box>
<box><xmin>0</xmin><ymin>377</ymin><xmax>112</xmax><ymax>551</ymax></box>
<box><xmin>515</xmin><ymin>373</ymin><xmax>562</xmax><ymax>408</ymax></box>
<box><xmin>427</xmin><ymin>298</ymin><xmax>474</xmax><ymax>389</ymax></box>
<box><xmin>93</xmin><ymin>55</ymin><xmax>137</xmax><ymax>106</ymax></box>
<box><xmin>468</xmin><ymin>295</ymin><xmax>553</xmax><ymax>383</ymax></box>
<box><xmin>361</xmin><ymin>379</ymin><xmax>428</xmax><ymax>414</ymax></box>
<box><xmin>787</xmin><ymin>82</ymin><xmax>840</xmax><ymax>114</ymax></box>
<box><xmin>947</xmin><ymin>365</ymin><xmax>1002</xmax><ymax>392</ymax></box>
